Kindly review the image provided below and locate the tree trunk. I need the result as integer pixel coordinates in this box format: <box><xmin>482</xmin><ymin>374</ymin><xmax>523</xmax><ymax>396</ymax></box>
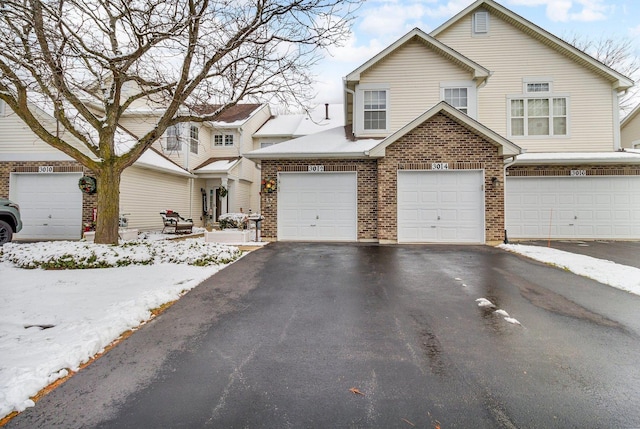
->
<box><xmin>93</xmin><ymin>166</ymin><xmax>122</xmax><ymax>245</ymax></box>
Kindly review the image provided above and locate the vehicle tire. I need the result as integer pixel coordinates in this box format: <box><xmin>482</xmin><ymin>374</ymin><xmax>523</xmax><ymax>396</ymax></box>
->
<box><xmin>0</xmin><ymin>219</ymin><xmax>13</xmax><ymax>245</ymax></box>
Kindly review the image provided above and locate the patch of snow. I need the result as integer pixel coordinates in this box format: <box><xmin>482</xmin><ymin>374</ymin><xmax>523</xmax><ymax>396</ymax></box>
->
<box><xmin>504</xmin><ymin>317</ymin><xmax>521</xmax><ymax>325</ymax></box>
<box><xmin>499</xmin><ymin>244</ymin><xmax>640</xmax><ymax>296</ymax></box>
<box><xmin>0</xmin><ymin>238</ymin><xmax>242</xmax><ymax>419</ymax></box>
<box><xmin>494</xmin><ymin>309</ymin><xmax>510</xmax><ymax>317</ymax></box>
<box><xmin>476</xmin><ymin>298</ymin><xmax>495</xmax><ymax>308</ymax></box>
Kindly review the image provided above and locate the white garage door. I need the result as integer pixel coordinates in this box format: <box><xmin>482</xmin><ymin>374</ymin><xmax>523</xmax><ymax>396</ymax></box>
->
<box><xmin>506</xmin><ymin>176</ymin><xmax>640</xmax><ymax>239</ymax></box>
<box><xmin>12</xmin><ymin>173</ymin><xmax>83</xmax><ymax>240</ymax></box>
<box><xmin>397</xmin><ymin>170</ymin><xmax>485</xmax><ymax>243</ymax></box>
<box><xmin>278</xmin><ymin>172</ymin><xmax>357</xmax><ymax>241</ymax></box>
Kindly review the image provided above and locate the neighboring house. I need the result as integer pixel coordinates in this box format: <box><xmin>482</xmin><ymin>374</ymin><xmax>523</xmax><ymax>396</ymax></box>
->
<box><xmin>621</xmin><ymin>103</ymin><xmax>640</xmax><ymax>149</ymax></box>
<box><xmin>253</xmin><ymin>103</ymin><xmax>344</xmax><ymax>148</ymax></box>
<box><xmin>0</xmin><ymin>98</ymin><xmax>272</xmax><ymax>239</ymax></box>
<box><xmin>245</xmin><ymin>0</ymin><xmax>640</xmax><ymax>243</ymax></box>
<box><xmin>0</xmin><ymin>98</ymin><xmax>195</xmax><ymax>240</ymax></box>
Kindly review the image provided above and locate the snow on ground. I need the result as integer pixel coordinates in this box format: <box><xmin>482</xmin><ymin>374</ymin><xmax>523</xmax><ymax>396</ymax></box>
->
<box><xmin>500</xmin><ymin>244</ymin><xmax>640</xmax><ymax>296</ymax></box>
<box><xmin>0</xmin><ymin>237</ymin><xmax>243</xmax><ymax>419</ymax></box>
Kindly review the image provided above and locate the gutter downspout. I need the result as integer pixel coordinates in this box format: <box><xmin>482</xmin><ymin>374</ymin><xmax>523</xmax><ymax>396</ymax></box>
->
<box><xmin>503</xmin><ymin>155</ymin><xmax>518</xmax><ymax>244</ymax></box>
<box><xmin>613</xmin><ymin>89</ymin><xmax>622</xmax><ymax>151</ymax></box>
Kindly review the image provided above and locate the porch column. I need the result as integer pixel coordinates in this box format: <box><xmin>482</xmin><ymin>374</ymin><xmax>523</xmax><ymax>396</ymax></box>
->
<box><xmin>221</xmin><ymin>178</ymin><xmax>228</xmax><ymax>215</ymax></box>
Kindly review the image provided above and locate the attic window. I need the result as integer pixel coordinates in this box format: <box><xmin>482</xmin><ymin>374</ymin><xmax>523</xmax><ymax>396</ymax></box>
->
<box><xmin>526</xmin><ymin>82</ymin><xmax>550</xmax><ymax>93</ymax></box>
<box><xmin>473</xmin><ymin>11</ymin><xmax>489</xmax><ymax>35</ymax></box>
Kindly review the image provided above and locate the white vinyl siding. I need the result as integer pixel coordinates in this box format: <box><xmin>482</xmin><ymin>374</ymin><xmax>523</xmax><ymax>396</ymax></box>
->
<box><xmin>356</xmin><ymin>39</ymin><xmax>473</xmax><ymax>136</ymax></box>
<box><xmin>436</xmin><ymin>12</ymin><xmax>616</xmax><ymax>152</ymax></box>
<box><xmin>120</xmin><ymin>166</ymin><xmax>193</xmax><ymax>230</ymax></box>
<box><xmin>621</xmin><ymin>112</ymin><xmax>640</xmax><ymax>149</ymax></box>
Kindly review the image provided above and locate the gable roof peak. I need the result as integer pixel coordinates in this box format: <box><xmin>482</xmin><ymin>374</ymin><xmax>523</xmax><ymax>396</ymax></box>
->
<box><xmin>344</xmin><ymin>27</ymin><xmax>490</xmax><ymax>83</ymax></box>
<box><xmin>431</xmin><ymin>0</ymin><xmax>633</xmax><ymax>90</ymax></box>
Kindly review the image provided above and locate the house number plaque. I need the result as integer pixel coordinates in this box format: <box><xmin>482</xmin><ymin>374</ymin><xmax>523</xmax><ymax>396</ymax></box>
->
<box><xmin>38</xmin><ymin>166</ymin><xmax>54</xmax><ymax>173</ymax></box>
<box><xmin>431</xmin><ymin>163</ymin><xmax>449</xmax><ymax>170</ymax></box>
<box><xmin>570</xmin><ymin>170</ymin><xmax>587</xmax><ymax>176</ymax></box>
<box><xmin>308</xmin><ymin>165</ymin><xmax>325</xmax><ymax>172</ymax></box>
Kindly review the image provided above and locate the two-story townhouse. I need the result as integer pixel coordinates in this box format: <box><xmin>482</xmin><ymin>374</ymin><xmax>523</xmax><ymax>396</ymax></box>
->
<box><xmin>245</xmin><ymin>0</ymin><xmax>640</xmax><ymax>243</ymax></box>
<box><xmin>91</xmin><ymin>96</ymin><xmax>272</xmax><ymax>226</ymax></box>
<box><xmin>0</xmin><ymin>94</ymin><xmax>272</xmax><ymax>239</ymax></box>
<box><xmin>0</xmin><ymin>98</ymin><xmax>195</xmax><ymax>240</ymax></box>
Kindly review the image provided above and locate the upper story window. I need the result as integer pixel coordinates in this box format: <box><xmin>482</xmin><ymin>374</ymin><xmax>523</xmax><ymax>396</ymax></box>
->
<box><xmin>190</xmin><ymin>125</ymin><xmax>199</xmax><ymax>154</ymax></box>
<box><xmin>473</xmin><ymin>11</ymin><xmax>489</xmax><ymax>35</ymax></box>
<box><xmin>166</xmin><ymin>124</ymin><xmax>181</xmax><ymax>151</ymax></box>
<box><xmin>214</xmin><ymin>133</ymin><xmax>234</xmax><ymax>147</ymax></box>
<box><xmin>355</xmin><ymin>84</ymin><xmax>390</xmax><ymax>135</ymax></box>
<box><xmin>363</xmin><ymin>90</ymin><xmax>387</xmax><ymax>131</ymax></box>
<box><xmin>526</xmin><ymin>82</ymin><xmax>550</xmax><ymax>93</ymax></box>
<box><xmin>509</xmin><ymin>97</ymin><xmax>568</xmax><ymax>137</ymax></box>
<box><xmin>0</xmin><ymin>100</ymin><xmax>5</xmax><ymax>116</ymax></box>
<box><xmin>510</xmin><ymin>78</ymin><xmax>567</xmax><ymax>137</ymax></box>
<box><xmin>441</xmin><ymin>82</ymin><xmax>476</xmax><ymax>118</ymax></box>
<box><xmin>444</xmin><ymin>88</ymin><xmax>468</xmax><ymax>114</ymax></box>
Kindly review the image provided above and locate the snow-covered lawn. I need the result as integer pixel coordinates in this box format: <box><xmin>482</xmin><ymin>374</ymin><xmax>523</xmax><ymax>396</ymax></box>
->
<box><xmin>0</xmin><ymin>238</ymin><xmax>243</xmax><ymax>420</ymax></box>
<box><xmin>500</xmin><ymin>244</ymin><xmax>640</xmax><ymax>296</ymax></box>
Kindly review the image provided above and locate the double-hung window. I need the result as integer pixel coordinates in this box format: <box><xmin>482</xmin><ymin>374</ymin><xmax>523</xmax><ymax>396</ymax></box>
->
<box><xmin>509</xmin><ymin>80</ymin><xmax>568</xmax><ymax>137</ymax></box>
<box><xmin>441</xmin><ymin>82</ymin><xmax>476</xmax><ymax>118</ymax></box>
<box><xmin>444</xmin><ymin>88</ymin><xmax>469</xmax><ymax>114</ymax></box>
<box><xmin>166</xmin><ymin>124</ymin><xmax>181</xmax><ymax>151</ymax></box>
<box><xmin>190</xmin><ymin>125</ymin><xmax>199</xmax><ymax>154</ymax></box>
<box><xmin>363</xmin><ymin>90</ymin><xmax>387</xmax><ymax>131</ymax></box>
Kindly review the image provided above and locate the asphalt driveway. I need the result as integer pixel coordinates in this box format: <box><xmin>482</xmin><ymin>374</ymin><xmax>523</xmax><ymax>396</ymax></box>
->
<box><xmin>8</xmin><ymin>243</ymin><xmax>640</xmax><ymax>428</ymax></box>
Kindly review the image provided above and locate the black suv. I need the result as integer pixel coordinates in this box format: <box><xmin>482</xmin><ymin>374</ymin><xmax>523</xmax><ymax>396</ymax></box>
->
<box><xmin>0</xmin><ymin>198</ymin><xmax>22</xmax><ymax>245</ymax></box>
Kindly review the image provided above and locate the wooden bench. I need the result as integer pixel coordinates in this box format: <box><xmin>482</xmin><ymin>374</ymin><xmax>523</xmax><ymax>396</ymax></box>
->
<box><xmin>160</xmin><ymin>211</ymin><xmax>194</xmax><ymax>234</ymax></box>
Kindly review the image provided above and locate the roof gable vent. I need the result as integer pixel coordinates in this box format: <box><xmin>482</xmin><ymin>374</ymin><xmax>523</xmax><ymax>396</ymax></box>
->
<box><xmin>473</xmin><ymin>11</ymin><xmax>489</xmax><ymax>35</ymax></box>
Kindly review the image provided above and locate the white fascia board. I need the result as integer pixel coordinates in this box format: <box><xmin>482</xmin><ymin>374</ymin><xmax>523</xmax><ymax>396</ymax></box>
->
<box><xmin>512</xmin><ymin>152</ymin><xmax>640</xmax><ymax>165</ymax></box>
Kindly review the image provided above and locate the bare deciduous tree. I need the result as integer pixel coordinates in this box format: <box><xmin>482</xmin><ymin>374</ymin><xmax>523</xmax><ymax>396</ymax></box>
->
<box><xmin>565</xmin><ymin>33</ymin><xmax>640</xmax><ymax>114</ymax></box>
<box><xmin>0</xmin><ymin>0</ymin><xmax>360</xmax><ymax>243</ymax></box>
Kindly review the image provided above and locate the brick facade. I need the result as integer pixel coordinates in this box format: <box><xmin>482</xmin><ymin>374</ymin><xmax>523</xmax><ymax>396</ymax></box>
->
<box><xmin>0</xmin><ymin>161</ymin><xmax>97</xmax><ymax>229</ymax></box>
<box><xmin>260</xmin><ymin>159</ymin><xmax>378</xmax><ymax>241</ymax></box>
<box><xmin>377</xmin><ymin>113</ymin><xmax>505</xmax><ymax>243</ymax></box>
<box><xmin>260</xmin><ymin>113</ymin><xmax>508</xmax><ymax>244</ymax></box>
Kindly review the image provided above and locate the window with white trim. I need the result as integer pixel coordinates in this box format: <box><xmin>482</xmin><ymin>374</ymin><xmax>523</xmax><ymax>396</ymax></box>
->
<box><xmin>189</xmin><ymin>125</ymin><xmax>199</xmax><ymax>154</ymax></box>
<box><xmin>165</xmin><ymin>124</ymin><xmax>181</xmax><ymax>151</ymax></box>
<box><xmin>444</xmin><ymin>88</ymin><xmax>468</xmax><ymax>114</ymax></box>
<box><xmin>213</xmin><ymin>133</ymin><xmax>234</xmax><ymax>147</ymax></box>
<box><xmin>363</xmin><ymin>90</ymin><xmax>387</xmax><ymax>131</ymax></box>
<box><xmin>509</xmin><ymin>97</ymin><xmax>568</xmax><ymax>137</ymax></box>
<box><xmin>441</xmin><ymin>82</ymin><xmax>476</xmax><ymax>118</ymax></box>
<box><xmin>0</xmin><ymin>100</ymin><xmax>4</xmax><ymax>116</ymax></box>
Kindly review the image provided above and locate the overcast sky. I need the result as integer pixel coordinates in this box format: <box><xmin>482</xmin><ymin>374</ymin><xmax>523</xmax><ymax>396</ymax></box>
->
<box><xmin>311</xmin><ymin>0</ymin><xmax>640</xmax><ymax>104</ymax></box>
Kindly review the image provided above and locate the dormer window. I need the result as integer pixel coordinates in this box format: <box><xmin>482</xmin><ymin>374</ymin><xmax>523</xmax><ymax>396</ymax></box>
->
<box><xmin>473</xmin><ymin>11</ymin><xmax>489</xmax><ymax>35</ymax></box>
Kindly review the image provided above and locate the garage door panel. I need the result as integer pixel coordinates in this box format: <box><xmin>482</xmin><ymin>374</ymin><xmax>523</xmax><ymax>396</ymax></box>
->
<box><xmin>506</xmin><ymin>176</ymin><xmax>640</xmax><ymax>239</ymax></box>
<box><xmin>398</xmin><ymin>171</ymin><xmax>484</xmax><ymax>243</ymax></box>
<box><xmin>14</xmin><ymin>173</ymin><xmax>83</xmax><ymax>240</ymax></box>
<box><xmin>278</xmin><ymin>173</ymin><xmax>357</xmax><ymax>241</ymax></box>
